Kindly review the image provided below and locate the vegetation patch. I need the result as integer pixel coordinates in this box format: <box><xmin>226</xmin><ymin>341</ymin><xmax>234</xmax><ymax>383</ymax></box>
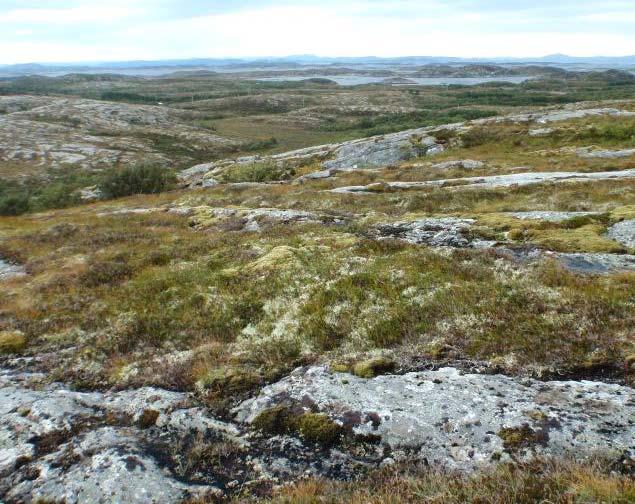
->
<box><xmin>220</xmin><ymin>160</ymin><xmax>297</xmax><ymax>183</ymax></box>
<box><xmin>498</xmin><ymin>425</ymin><xmax>544</xmax><ymax>452</ymax></box>
<box><xmin>99</xmin><ymin>165</ymin><xmax>176</xmax><ymax>199</ymax></box>
<box><xmin>0</xmin><ymin>330</ymin><xmax>27</xmax><ymax>354</ymax></box>
<box><xmin>251</xmin><ymin>406</ymin><xmax>343</xmax><ymax>446</ymax></box>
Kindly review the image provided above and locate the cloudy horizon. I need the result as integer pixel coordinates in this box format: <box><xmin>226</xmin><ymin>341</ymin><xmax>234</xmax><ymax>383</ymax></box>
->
<box><xmin>1</xmin><ymin>0</ymin><xmax>635</xmax><ymax>64</ymax></box>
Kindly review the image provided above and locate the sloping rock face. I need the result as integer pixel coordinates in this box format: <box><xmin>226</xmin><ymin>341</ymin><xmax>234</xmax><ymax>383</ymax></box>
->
<box><xmin>0</xmin><ymin>96</ymin><xmax>236</xmax><ymax>171</ymax></box>
<box><xmin>431</xmin><ymin>159</ymin><xmax>484</xmax><ymax>170</ymax></box>
<box><xmin>330</xmin><ymin>169</ymin><xmax>635</xmax><ymax>193</ymax></box>
<box><xmin>234</xmin><ymin>366</ymin><xmax>635</xmax><ymax>471</ymax></box>
<box><xmin>607</xmin><ymin>220</ymin><xmax>635</xmax><ymax>249</ymax></box>
<box><xmin>179</xmin><ymin>129</ymin><xmax>448</xmax><ymax>188</ymax></box>
<box><xmin>321</xmin><ymin>133</ymin><xmax>442</xmax><ymax>170</ymax></box>
<box><xmin>476</xmin><ymin>107</ymin><xmax>635</xmax><ymax>125</ymax></box>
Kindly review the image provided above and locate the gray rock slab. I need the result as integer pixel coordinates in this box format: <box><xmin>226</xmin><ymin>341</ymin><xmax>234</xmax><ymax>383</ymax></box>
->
<box><xmin>607</xmin><ymin>220</ymin><xmax>635</xmax><ymax>249</ymax></box>
<box><xmin>330</xmin><ymin>169</ymin><xmax>635</xmax><ymax>193</ymax></box>
<box><xmin>234</xmin><ymin>366</ymin><xmax>635</xmax><ymax>471</ymax></box>
<box><xmin>506</xmin><ymin>211</ymin><xmax>600</xmax><ymax>222</ymax></box>
<box><xmin>0</xmin><ymin>259</ymin><xmax>25</xmax><ymax>281</ymax></box>
<box><xmin>552</xmin><ymin>252</ymin><xmax>635</xmax><ymax>274</ymax></box>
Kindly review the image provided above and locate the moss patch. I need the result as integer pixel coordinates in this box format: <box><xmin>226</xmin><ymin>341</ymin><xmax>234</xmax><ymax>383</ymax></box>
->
<box><xmin>352</xmin><ymin>357</ymin><xmax>397</xmax><ymax>379</ymax></box>
<box><xmin>511</xmin><ymin>224</ymin><xmax>626</xmax><ymax>253</ymax></box>
<box><xmin>498</xmin><ymin>425</ymin><xmax>543</xmax><ymax>451</ymax></box>
<box><xmin>295</xmin><ymin>413</ymin><xmax>343</xmax><ymax>446</ymax></box>
<box><xmin>252</xmin><ymin>405</ymin><xmax>294</xmax><ymax>435</ymax></box>
<box><xmin>251</xmin><ymin>406</ymin><xmax>343</xmax><ymax>446</ymax></box>
<box><xmin>0</xmin><ymin>331</ymin><xmax>27</xmax><ymax>354</ymax></box>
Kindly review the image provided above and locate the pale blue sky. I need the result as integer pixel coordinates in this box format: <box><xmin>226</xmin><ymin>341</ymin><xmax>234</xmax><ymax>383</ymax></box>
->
<box><xmin>1</xmin><ymin>1</ymin><xmax>635</xmax><ymax>63</ymax></box>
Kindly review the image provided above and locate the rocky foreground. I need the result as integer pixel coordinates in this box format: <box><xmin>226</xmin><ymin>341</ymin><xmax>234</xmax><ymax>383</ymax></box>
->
<box><xmin>1</xmin><ymin>361</ymin><xmax>633</xmax><ymax>503</ymax></box>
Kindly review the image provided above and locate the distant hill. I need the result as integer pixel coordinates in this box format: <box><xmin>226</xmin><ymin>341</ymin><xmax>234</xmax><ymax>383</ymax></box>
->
<box><xmin>2</xmin><ymin>54</ymin><xmax>635</xmax><ymax>77</ymax></box>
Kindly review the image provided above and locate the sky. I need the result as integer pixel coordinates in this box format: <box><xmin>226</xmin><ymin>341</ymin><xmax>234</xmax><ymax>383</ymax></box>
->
<box><xmin>1</xmin><ymin>0</ymin><xmax>635</xmax><ymax>64</ymax></box>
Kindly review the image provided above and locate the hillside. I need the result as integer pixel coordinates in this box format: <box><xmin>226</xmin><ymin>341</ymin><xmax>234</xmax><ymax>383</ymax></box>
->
<box><xmin>1</xmin><ymin>89</ymin><xmax>634</xmax><ymax>501</ymax></box>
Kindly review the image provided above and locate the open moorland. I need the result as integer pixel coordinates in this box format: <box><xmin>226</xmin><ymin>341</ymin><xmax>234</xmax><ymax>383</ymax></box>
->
<box><xmin>0</xmin><ymin>65</ymin><xmax>634</xmax><ymax>502</ymax></box>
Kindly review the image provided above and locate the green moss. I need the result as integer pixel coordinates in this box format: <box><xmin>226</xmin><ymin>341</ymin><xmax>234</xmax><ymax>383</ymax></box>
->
<box><xmin>197</xmin><ymin>366</ymin><xmax>261</xmax><ymax>395</ymax></box>
<box><xmin>498</xmin><ymin>425</ymin><xmax>541</xmax><ymax>451</ymax></box>
<box><xmin>0</xmin><ymin>331</ymin><xmax>27</xmax><ymax>355</ymax></box>
<box><xmin>252</xmin><ymin>405</ymin><xmax>294</xmax><ymax>435</ymax></box>
<box><xmin>295</xmin><ymin>413</ymin><xmax>343</xmax><ymax>446</ymax></box>
<box><xmin>138</xmin><ymin>409</ymin><xmax>160</xmax><ymax>429</ymax></box>
<box><xmin>352</xmin><ymin>357</ymin><xmax>396</xmax><ymax>379</ymax></box>
<box><xmin>514</xmin><ymin>224</ymin><xmax>626</xmax><ymax>253</ymax></box>
<box><xmin>252</xmin><ymin>407</ymin><xmax>343</xmax><ymax>446</ymax></box>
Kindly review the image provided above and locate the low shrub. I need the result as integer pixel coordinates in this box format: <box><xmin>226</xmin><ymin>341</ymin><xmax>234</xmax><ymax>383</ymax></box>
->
<box><xmin>98</xmin><ymin>165</ymin><xmax>176</xmax><ymax>199</ymax></box>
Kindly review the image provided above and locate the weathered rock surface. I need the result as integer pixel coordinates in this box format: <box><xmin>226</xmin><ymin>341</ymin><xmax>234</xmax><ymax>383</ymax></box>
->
<box><xmin>330</xmin><ymin>169</ymin><xmax>635</xmax><ymax>193</ymax></box>
<box><xmin>0</xmin><ymin>259</ymin><xmax>25</xmax><ymax>281</ymax></box>
<box><xmin>576</xmin><ymin>147</ymin><xmax>635</xmax><ymax>159</ymax></box>
<box><xmin>551</xmin><ymin>252</ymin><xmax>635</xmax><ymax>274</ymax></box>
<box><xmin>528</xmin><ymin>128</ymin><xmax>554</xmax><ymax>137</ymax></box>
<box><xmin>0</xmin><ymin>366</ymin><xmax>375</xmax><ymax>502</ymax></box>
<box><xmin>431</xmin><ymin>159</ymin><xmax>484</xmax><ymax>170</ymax></box>
<box><xmin>0</xmin><ymin>96</ymin><xmax>236</xmax><ymax>172</ymax></box>
<box><xmin>607</xmin><ymin>220</ymin><xmax>635</xmax><ymax>249</ymax></box>
<box><xmin>375</xmin><ymin>218</ymin><xmax>495</xmax><ymax>248</ymax></box>
<box><xmin>506</xmin><ymin>211</ymin><xmax>600</xmax><ymax>222</ymax></box>
<box><xmin>476</xmin><ymin>107</ymin><xmax>635</xmax><ymax>125</ymax></box>
<box><xmin>0</xmin><ymin>368</ymin><xmax>220</xmax><ymax>503</ymax></box>
<box><xmin>235</xmin><ymin>366</ymin><xmax>635</xmax><ymax>471</ymax></box>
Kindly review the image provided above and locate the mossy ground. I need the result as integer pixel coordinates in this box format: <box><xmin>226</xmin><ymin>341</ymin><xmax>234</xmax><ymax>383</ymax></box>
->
<box><xmin>1</xmin><ymin>80</ymin><xmax>635</xmax><ymax>501</ymax></box>
<box><xmin>2</xmin><ymin>107</ymin><xmax>635</xmax><ymax>391</ymax></box>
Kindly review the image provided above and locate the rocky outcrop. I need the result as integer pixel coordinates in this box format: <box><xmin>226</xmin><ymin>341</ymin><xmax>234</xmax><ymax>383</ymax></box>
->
<box><xmin>431</xmin><ymin>159</ymin><xmax>484</xmax><ymax>170</ymax></box>
<box><xmin>168</xmin><ymin>205</ymin><xmax>345</xmax><ymax>231</ymax></box>
<box><xmin>552</xmin><ymin>252</ymin><xmax>635</xmax><ymax>274</ymax></box>
<box><xmin>374</xmin><ymin>218</ymin><xmax>495</xmax><ymax>248</ymax></box>
<box><xmin>179</xmin><ymin>129</ymin><xmax>449</xmax><ymax>188</ymax></box>
<box><xmin>476</xmin><ymin>107</ymin><xmax>635</xmax><ymax>125</ymax></box>
<box><xmin>330</xmin><ymin>169</ymin><xmax>635</xmax><ymax>193</ymax></box>
<box><xmin>0</xmin><ymin>260</ymin><xmax>25</xmax><ymax>281</ymax></box>
<box><xmin>607</xmin><ymin>220</ymin><xmax>635</xmax><ymax>249</ymax></box>
<box><xmin>178</xmin><ymin>105</ymin><xmax>635</xmax><ymax>188</ymax></box>
<box><xmin>506</xmin><ymin>211</ymin><xmax>600</xmax><ymax>222</ymax></box>
<box><xmin>0</xmin><ymin>368</ymin><xmax>222</xmax><ymax>502</ymax></box>
<box><xmin>235</xmin><ymin>366</ymin><xmax>635</xmax><ymax>471</ymax></box>
<box><xmin>0</xmin><ymin>96</ymin><xmax>236</xmax><ymax>171</ymax></box>
<box><xmin>0</xmin><ymin>366</ymin><xmax>375</xmax><ymax>502</ymax></box>
<box><xmin>576</xmin><ymin>147</ymin><xmax>635</xmax><ymax>159</ymax></box>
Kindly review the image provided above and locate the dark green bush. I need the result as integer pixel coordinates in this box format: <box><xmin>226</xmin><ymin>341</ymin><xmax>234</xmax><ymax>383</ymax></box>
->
<box><xmin>98</xmin><ymin>165</ymin><xmax>176</xmax><ymax>198</ymax></box>
<box><xmin>0</xmin><ymin>193</ymin><xmax>30</xmax><ymax>216</ymax></box>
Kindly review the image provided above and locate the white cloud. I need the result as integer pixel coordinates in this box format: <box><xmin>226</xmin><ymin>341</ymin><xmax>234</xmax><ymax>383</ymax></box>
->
<box><xmin>1</xmin><ymin>2</ymin><xmax>635</xmax><ymax>63</ymax></box>
<box><xmin>0</xmin><ymin>5</ymin><xmax>144</xmax><ymax>24</ymax></box>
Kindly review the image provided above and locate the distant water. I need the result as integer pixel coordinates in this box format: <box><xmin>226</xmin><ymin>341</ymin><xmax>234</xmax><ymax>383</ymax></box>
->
<box><xmin>252</xmin><ymin>75</ymin><xmax>532</xmax><ymax>86</ymax></box>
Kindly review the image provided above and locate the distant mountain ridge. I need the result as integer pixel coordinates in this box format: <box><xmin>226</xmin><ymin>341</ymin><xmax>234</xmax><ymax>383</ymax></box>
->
<box><xmin>1</xmin><ymin>54</ymin><xmax>634</xmax><ymax>77</ymax></box>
